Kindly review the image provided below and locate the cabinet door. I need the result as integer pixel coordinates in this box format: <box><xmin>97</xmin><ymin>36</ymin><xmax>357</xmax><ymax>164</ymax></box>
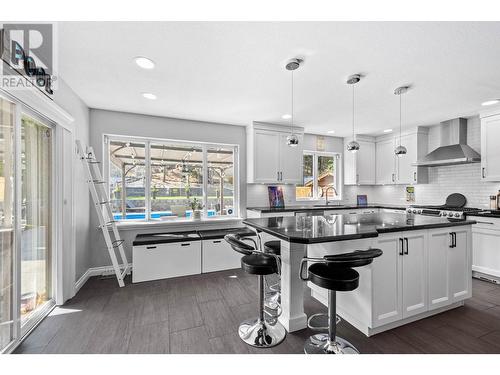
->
<box><xmin>396</xmin><ymin>133</ymin><xmax>418</xmax><ymax>185</ymax></box>
<box><xmin>357</xmin><ymin>140</ymin><xmax>376</xmax><ymax>185</ymax></box>
<box><xmin>279</xmin><ymin>133</ymin><xmax>303</xmax><ymax>184</ymax></box>
<box><xmin>202</xmin><ymin>239</ymin><xmax>243</xmax><ymax>273</ymax></box>
<box><xmin>253</xmin><ymin>130</ymin><xmax>281</xmax><ymax>183</ymax></box>
<box><xmin>372</xmin><ymin>235</ymin><xmax>403</xmax><ymax>327</ymax></box>
<box><xmin>481</xmin><ymin>115</ymin><xmax>500</xmax><ymax>181</ymax></box>
<box><xmin>376</xmin><ymin>138</ymin><xmax>396</xmax><ymax>185</ymax></box>
<box><xmin>449</xmin><ymin>228</ymin><xmax>472</xmax><ymax>301</ymax></box>
<box><xmin>402</xmin><ymin>233</ymin><xmax>428</xmax><ymax>318</ymax></box>
<box><xmin>428</xmin><ymin>230</ymin><xmax>452</xmax><ymax>309</ymax></box>
<box><xmin>344</xmin><ymin>143</ymin><xmax>357</xmax><ymax>185</ymax></box>
<box><xmin>472</xmin><ymin>227</ymin><xmax>500</xmax><ymax>277</ymax></box>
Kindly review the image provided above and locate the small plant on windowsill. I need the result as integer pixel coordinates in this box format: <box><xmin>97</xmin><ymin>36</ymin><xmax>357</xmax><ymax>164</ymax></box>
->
<box><xmin>188</xmin><ymin>197</ymin><xmax>204</xmax><ymax>220</ymax></box>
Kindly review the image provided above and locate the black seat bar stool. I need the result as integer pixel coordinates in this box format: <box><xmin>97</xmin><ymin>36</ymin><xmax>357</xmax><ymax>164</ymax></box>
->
<box><xmin>299</xmin><ymin>248</ymin><xmax>383</xmax><ymax>354</ymax></box>
<box><xmin>263</xmin><ymin>240</ymin><xmax>281</xmax><ymax>315</ymax></box>
<box><xmin>224</xmin><ymin>233</ymin><xmax>286</xmax><ymax>348</ymax></box>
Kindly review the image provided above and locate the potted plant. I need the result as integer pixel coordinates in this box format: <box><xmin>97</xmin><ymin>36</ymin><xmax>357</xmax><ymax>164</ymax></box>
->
<box><xmin>188</xmin><ymin>197</ymin><xmax>204</xmax><ymax>220</ymax></box>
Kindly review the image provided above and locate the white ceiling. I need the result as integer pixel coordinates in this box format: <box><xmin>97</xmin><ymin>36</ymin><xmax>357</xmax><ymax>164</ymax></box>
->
<box><xmin>58</xmin><ymin>22</ymin><xmax>500</xmax><ymax>136</ymax></box>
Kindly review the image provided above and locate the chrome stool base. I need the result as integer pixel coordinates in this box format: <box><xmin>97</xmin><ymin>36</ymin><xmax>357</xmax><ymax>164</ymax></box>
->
<box><xmin>304</xmin><ymin>334</ymin><xmax>359</xmax><ymax>354</ymax></box>
<box><xmin>238</xmin><ymin>318</ymin><xmax>286</xmax><ymax>348</ymax></box>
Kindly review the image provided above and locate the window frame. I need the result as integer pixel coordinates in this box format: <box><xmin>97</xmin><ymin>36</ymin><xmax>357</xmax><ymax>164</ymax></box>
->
<box><xmin>103</xmin><ymin>134</ymin><xmax>240</xmax><ymax>222</ymax></box>
<box><xmin>296</xmin><ymin>150</ymin><xmax>342</xmax><ymax>201</ymax></box>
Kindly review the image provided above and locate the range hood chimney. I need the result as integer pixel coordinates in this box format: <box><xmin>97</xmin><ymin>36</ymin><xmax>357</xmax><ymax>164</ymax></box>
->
<box><xmin>413</xmin><ymin>118</ymin><xmax>481</xmax><ymax>167</ymax></box>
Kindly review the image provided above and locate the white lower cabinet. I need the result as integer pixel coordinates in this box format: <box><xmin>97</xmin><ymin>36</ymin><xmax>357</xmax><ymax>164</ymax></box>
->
<box><xmin>470</xmin><ymin>216</ymin><xmax>500</xmax><ymax>280</ymax></box>
<box><xmin>428</xmin><ymin>227</ymin><xmax>472</xmax><ymax>309</ymax></box>
<box><xmin>202</xmin><ymin>238</ymin><xmax>243</xmax><ymax>273</ymax></box>
<box><xmin>133</xmin><ymin>241</ymin><xmax>202</xmax><ymax>283</ymax></box>
<box><xmin>372</xmin><ymin>231</ymin><xmax>427</xmax><ymax>327</ymax></box>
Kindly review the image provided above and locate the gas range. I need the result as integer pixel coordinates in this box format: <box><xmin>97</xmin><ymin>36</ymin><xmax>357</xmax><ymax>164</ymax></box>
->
<box><xmin>406</xmin><ymin>205</ymin><xmax>482</xmax><ymax>219</ymax></box>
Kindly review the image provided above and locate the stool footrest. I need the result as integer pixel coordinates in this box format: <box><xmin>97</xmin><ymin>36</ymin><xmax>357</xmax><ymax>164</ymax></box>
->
<box><xmin>307</xmin><ymin>313</ymin><xmax>341</xmax><ymax>331</ymax></box>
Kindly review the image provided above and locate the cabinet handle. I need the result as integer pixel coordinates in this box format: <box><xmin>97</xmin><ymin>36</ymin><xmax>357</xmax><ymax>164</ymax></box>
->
<box><xmin>452</xmin><ymin>232</ymin><xmax>457</xmax><ymax>248</ymax></box>
<box><xmin>181</xmin><ymin>243</ymin><xmax>191</xmax><ymax>247</ymax></box>
<box><xmin>277</xmin><ymin>171</ymin><xmax>280</xmax><ymax>181</ymax></box>
<box><xmin>146</xmin><ymin>246</ymin><xmax>157</xmax><ymax>249</ymax></box>
<box><xmin>399</xmin><ymin>238</ymin><xmax>404</xmax><ymax>255</ymax></box>
<box><xmin>449</xmin><ymin>233</ymin><xmax>454</xmax><ymax>248</ymax></box>
<box><xmin>413</xmin><ymin>172</ymin><xmax>417</xmax><ymax>182</ymax></box>
<box><xmin>476</xmin><ymin>221</ymin><xmax>494</xmax><ymax>225</ymax></box>
<box><xmin>482</xmin><ymin>167</ymin><xmax>486</xmax><ymax>179</ymax></box>
<box><xmin>280</xmin><ymin>171</ymin><xmax>283</xmax><ymax>181</ymax></box>
<box><xmin>392</xmin><ymin>173</ymin><xmax>395</xmax><ymax>183</ymax></box>
<box><xmin>356</xmin><ymin>174</ymin><xmax>359</xmax><ymax>184</ymax></box>
<box><xmin>404</xmin><ymin>238</ymin><xmax>409</xmax><ymax>255</ymax></box>
<box><xmin>213</xmin><ymin>240</ymin><xmax>222</xmax><ymax>243</ymax></box>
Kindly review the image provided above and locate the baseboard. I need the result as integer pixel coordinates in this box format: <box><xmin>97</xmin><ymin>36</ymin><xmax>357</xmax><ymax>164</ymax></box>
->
<box><xmin>74</xmin><ymin>263</ymin><xmax>133</xmax><ymax>293</ymax></box>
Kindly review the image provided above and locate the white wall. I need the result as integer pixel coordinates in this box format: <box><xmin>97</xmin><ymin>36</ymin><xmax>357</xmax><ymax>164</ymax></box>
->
<box><xmin>88</xmin><ymin>109</ymin><xmax>247</xmax><ymax>268</ymax></box>
<box><xmin>53</xmin><ymin>79</ymin><xmax>91</xmax><ymax>281</ymax></box>
<box><xmin>345</xmin><ymin>116</ymin><xmax>500</xmax><ymax>208</ymax></box>
<box><xmin>246</xmin><ymin>133</ymin><xmax>344</xmax><ymax>207</ymax></box>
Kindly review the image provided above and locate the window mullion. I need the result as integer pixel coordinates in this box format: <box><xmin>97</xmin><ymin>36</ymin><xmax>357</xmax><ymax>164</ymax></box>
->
<box><xmin>202</xmin><ymin>145</ymin><xmax>208</xmax><ymax>218</ymax></box>
<box><xmin>145</xmin><ymin>140</ymin><xmax>151</xmax><ymax>221</ymax></box>
<box><xmin>313</xmin><ymin>153</ymin><xmax>319</xmax><ymax>200</ymax></box>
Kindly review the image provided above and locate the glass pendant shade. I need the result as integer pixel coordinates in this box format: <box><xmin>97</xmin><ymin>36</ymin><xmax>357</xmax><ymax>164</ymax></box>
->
<box><xmin>394</xmin><ymin>144</ymin><xmax>407</xmax><ymax>157</ymax></box>
<box><xmin>347</xmin><ymin>140</ymin><xmax>360</xmax><ymax>153</ymax></box>
<box><xmin>286</xmin><ymin>134</ymin><xmax>299</xmax><ymax>147</ymax></box>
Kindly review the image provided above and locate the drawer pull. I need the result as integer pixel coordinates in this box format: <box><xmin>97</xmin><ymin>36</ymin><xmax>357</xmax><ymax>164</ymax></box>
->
<box><xmin>213</xmin><ymin>240</ymin><xmax>222</xmax><ymax>243</ymax></box>
<box><xmin>476</xmin><ymin>221</ymin><xmax>494</xmax><ymax>225</ymax></box>
<box><xmin>146</xmin><ymin>246</ymin><xmax>157</xmax><ymax>249</ymax></box>
<box><xmin>181</xmin><ymin>243</ymin><xmax>191</xmax><ymax>247</ymax></box>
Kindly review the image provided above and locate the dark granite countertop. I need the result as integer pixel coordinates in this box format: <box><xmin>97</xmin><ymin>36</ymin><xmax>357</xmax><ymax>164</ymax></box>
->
<box><xmin>246</xmin><ymin>203</ymin><xmax>408</xmax><ymax>214</ymax></box>
<box><xmin>243</xmin><ymin>212</ymin><xmax>476</xmax><ymax>244</ymax></box>
<box><xmin>197</xmin><ymin>227</ymin><xmax>256</xmax><ymax>240</ymax></box>
<box><xmin>466</xmin><ymin>210</ymin><xmax>500</xmax><ymax>219</ymax></box>
<box><xmin>133</xmin><ymin>227</ymin><xmax>258</xmax><ymax>245</ymax></box>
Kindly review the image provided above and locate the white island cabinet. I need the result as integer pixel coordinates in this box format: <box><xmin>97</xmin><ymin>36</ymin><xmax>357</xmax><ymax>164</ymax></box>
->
<box><xmin>247</xmin><ymin>122</ymin><xmax>304</xmax><ymax>184</ymax></box>
<box><xmin>469</xmin><ymin>216</ymin><xmax>500</xmax><ymax>282</ymax></box>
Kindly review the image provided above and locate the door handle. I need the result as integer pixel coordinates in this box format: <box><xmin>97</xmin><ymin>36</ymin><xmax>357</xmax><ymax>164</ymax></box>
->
<box><xmin>399</xmin><ymin>238</ymin><xmax>404</xmax><ymax>255</ymax></box>
<box><xmin>482</xmin><ymin>167</ymin><xmax>486</xmax><ymax>179</ymax></box>
<box><xmin>404</xmin><ymin>238</ymin><xmax>409</xmax><ymax>255</ymax></box>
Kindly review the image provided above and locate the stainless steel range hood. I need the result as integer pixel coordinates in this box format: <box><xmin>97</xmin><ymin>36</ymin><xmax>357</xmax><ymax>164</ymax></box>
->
<box><xmin>413</xmin><ymin>118</ymin><xmax>481</xmax><ymax>167</ymax></box>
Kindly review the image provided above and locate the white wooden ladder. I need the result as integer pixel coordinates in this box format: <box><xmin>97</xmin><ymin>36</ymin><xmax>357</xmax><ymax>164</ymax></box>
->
<box><xmin>76</xmin><ymin>140</ymin><xmax>129</xmax><ymax>287</ymax></box>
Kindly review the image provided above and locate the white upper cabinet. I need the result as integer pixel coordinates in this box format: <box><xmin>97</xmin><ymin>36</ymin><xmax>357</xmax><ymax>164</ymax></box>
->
<box><xmin>247</xmin><ymin>122</ymin><xmax>304</xmax><ymax>184</ymax></box>
<box><xmin>480</xmin><ymin>113</ymin><xmax>500</xmax><ymax>181</ymax></box>
<box><xmin>344</xmin><ymin>137</ymin><xmax>376</xmax><ymax>185</ymax></box>
<box><xmin>376</xmin><ymin>138</ymin><xmax>396</xmax><ymax>184</ymax></box>
<box><xmin>375</xmin><ymin>128</ymin><xmax>428</xmax><ymax>185</ymax></box>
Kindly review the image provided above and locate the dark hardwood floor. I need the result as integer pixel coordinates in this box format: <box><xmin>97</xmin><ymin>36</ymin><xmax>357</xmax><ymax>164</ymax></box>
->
<box><xmin>14</xmin><ymin>270</ymin><xmax>500</xmax><ymax>354</ymax></box>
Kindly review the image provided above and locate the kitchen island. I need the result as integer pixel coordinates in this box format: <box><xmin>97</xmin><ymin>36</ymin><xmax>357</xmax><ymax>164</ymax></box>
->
<box><xmin>243</xmin><ymin>212</ymin><xmax>476</xmax><ymax>336</ymax></box>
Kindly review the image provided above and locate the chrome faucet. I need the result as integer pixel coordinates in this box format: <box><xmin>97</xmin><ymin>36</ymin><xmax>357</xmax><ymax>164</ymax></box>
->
<box><xmin>325</xmin><ymin>186</ymin><xmax>338</xmax><ymax>205</ymax></box>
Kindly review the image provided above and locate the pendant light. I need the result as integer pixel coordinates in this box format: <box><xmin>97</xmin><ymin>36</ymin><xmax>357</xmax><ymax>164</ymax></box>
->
<box><xmin>394</xmin><ymin>86</ymin><xmax>409</xmax><ymax>157</ymax></box>
<box><xmin>285</xmin><ymin>58</ymin><xmax>301</xmax><ymax>147</ymax></box>
<box><xmin>346</xmin><ymin>74</ymin><xmax>361</xmax><ymax>153</ymax></box>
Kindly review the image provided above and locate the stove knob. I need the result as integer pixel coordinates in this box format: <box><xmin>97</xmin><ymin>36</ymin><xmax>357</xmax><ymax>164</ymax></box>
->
<box><xmin>455</xmin><ymin>213</ymin><xmax>460</xmax><ymax>218</ymax></box>
<box><xmin>448</xmin><ymin>212</ymin><xmax>454</xmax><ymax>217</ymax></box>
<box><xmin>418</xmin><ymin>210</ymin><xmax>422</xmax><ymax>214</ymax></box>
<box><xmin>407</xmin><ymin>208</ymin><xmax>411</xmax><ymax>213</ymax></box>
<box><xmin>413</xmin><ymin>209</ymin><xmax>417</xmax><ymax>213</ymax></box>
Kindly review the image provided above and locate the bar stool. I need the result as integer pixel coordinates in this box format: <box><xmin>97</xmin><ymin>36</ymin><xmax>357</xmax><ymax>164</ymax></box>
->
<box><xmin>224</xmin><ymin>233</ymin><xmax>286</xmax><ymax>348</ymax></box>
<box><xmin>299</xmin><ymin>248</ymin><xmax>383</xmax><ymax>354</ymax></box>
<box><xmin>263</xmin><ymin>240</ymin><xmax>281</xmax><ymax>313</ymax></box>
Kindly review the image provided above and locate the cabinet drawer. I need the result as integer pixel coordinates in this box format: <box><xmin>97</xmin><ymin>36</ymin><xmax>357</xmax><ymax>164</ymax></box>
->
<box><xmin>202</xmin><ymin>239</ymin><xmax>244</xmax><ymax>273</ymax></box>
<box><xmin>470</xmin><ymin>216</ymin><xmax>500</xmax><ymax>231</ymax></box>
<box><xmin>132</xmin><ymin>241</ymin><xmax>201</xmax><ymax>283</ymax></box>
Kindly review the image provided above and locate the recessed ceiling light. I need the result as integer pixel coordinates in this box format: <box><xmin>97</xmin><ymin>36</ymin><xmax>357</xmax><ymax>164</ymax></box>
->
<box><xmin>142</xmin><ymin>92</ymin><xmax>157</xmax><ymax>100</ymax></box>
<box><xmin>327</xmin><ymin>130</ymin><xmax>335</xmax><ymax>134</ymax></box>
<box><xmin>383</xmin><ymin>129</ymin><xmax>393</xmax><ymax>133</ymax></box>
<box><xmin>134</xmin><ymin>56</ymin><xmax>155</xmax><ymax>69</ymax></box>
<box><xmin>482</xmin><ymin>99</ymin><xmax>500</xmax><ymax>106</ymax></box>
<box><xmin>282</xmin><ymin>114</ymin><xmax>292</xmax><ymax>119</ymax></box>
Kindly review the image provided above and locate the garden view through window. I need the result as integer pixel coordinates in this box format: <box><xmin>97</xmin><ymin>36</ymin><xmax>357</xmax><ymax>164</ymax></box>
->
<box><xmin>107</xmin><ymin>137</ymin><xmax>237</xmax><ymax>221</ymax></box>
<box><xmin>296</xmin><ymin>152</ymin><xmax>340</xmax><ymax>200</ymax></box>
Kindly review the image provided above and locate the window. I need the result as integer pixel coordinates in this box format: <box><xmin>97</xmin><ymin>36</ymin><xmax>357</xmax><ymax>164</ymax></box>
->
<box><xmin>296</xmin><ymin>151</ymin><xmax>341</xmax><ymax>200</ymax></box>
<box><xmin>105</xmin><ymin>136</ymin><xmax>238</xmax><ymax>221</ymax></box>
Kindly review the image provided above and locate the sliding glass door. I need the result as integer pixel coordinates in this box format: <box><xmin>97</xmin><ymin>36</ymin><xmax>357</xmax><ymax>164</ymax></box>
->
<box><xmin>0</xmin><ymin>97</ymin><xmax>15</xmax><ymax>352</ymax></box>
<box><xmin>20</xmin><ymin>114</ymin><xmax>53</xmax><ymax>331</ymax></box>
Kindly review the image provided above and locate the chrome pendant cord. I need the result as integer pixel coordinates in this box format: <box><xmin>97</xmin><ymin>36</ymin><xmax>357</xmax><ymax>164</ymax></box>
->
<box><xmin>352</xmin><ymin>84</ymin><xmax>355</xmax><ymax>141</ymax></box>
<box><xmin>399</xmin><ymin>93</ymin><xmax>402</xmax><ymax>147</ymax></box>
<box><xmin>291</xmin><ymin>70</ymin><xmax>294</xmax><ymax>137</ymax></box>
